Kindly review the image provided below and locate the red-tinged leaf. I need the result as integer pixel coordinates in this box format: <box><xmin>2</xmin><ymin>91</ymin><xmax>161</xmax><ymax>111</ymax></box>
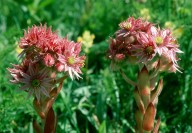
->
<box><xmin>33</xmin><ymin>120</ymin><xmax>43</xmax><ymax>133</ymax></box>
<box><xmin>134</xmin><ymin>87</ymin><xmax>145</xmax><ymax>114</ymax></box>
<box><xmin>45</xmin><ymin>81</ymin><xmax>64</xmax><ymax>116</ymax></box>
<box><xmin>44</xmin><ymin>98</ymin><xmax>54</xmax><ymax>116</ymax></box>
<box><xmin>137</xmin><ymin>66</ymin><xmax>150</xmax><ymax>91</ymax></box>
<box><xmin>143</xmin><ymin>103</ymin><xmax>156</xmax><ymax>131</ymax></box>
<box><xmin>49</xmin><ymin>87</ymin><xmax>57</xmax><ymax>98</ymax></box>
<box><xmin>153</xmin><ymin>117</ymin><xmax>161</xmax><ymax>133</ymax></box>
<box><xmin>140</xmin><ymin>88</ymin><xmax>151</xmax><ymax>109</ymax></box>
<box><xmin>152</xmin><ymin>97</ymin><xmax>159</xmax><ymax>106</ymax></box>
<box><xmin>53</xmin><ymin>116</ymin><xmax>58</xmax><ymax>133</ymax></box>
<box><xmin>151</xmin><ymin>79</ymin><xmax>163</xmax><ymax>105</ymax></box>
<box><xmin>33</xmin><ymin>98</ymin><xmax>46</xmax><ymax>119</ymax></box>
<box><xmin>44</xmin><ymin>107</ymin><xmax>56</xmax><ymax>133</ymax></box>
<box><xmin>135</xmin><ymin>110</ymin><xmax>144</xmax><ymax>133</ymax></box>
<box><xmin>137</xmin><ymin>66</ymin><xmax>151</xmax><ymax>108</ymax></box>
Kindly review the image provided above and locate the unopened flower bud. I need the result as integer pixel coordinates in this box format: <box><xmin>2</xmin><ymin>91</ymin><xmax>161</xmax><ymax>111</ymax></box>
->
<box><xmin>44</xmin><ymin>54</ymin><xmax>55</xmax><ymax>67</ymax></box>
<box><xmin>115</xmin><ymin>54</ymin><xmax>125</xmax><ymax>61</ymax></box>
<box><xmin>55</xmin><ymin>63</ymin><xmax>65</xmax><ymax>72</ymax></box>
<box><xmin>125</xmin><ymin>36</ymin><xmax>135</xmax><ymax>44</ymax></box>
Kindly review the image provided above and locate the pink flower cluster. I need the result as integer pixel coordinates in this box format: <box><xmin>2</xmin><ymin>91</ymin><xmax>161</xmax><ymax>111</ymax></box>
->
<box><xmin>8</xmin><ymin>24</ymin><xmax>85</xmax><ymax>101</ymax></box>
<box><xmin>108</xmin><ymin>17</ymin><xmax>183</xmax><ymax>72</ymax></box>
<box><xmin>19</xmin><ymin>24</ymin><xmax>85</xmax><ymax>78</ymax></box>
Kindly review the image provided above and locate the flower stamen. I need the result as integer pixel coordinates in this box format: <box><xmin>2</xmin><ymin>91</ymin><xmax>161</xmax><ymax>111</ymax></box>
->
<box><xmin>155</xmin><ymin>36</ymin><xmax>163</xmax><ymax>45</ymax></box>
<box><xmin>145</xmin><ymin>46</ymin><xmax>153</xmax><ymax>55</ymax></box>
<box><xmin>68</xmin><ymin>57</ymin><xmax>75</xmax><ymax>65</ymax></box>
<box><xmin>124</xmin><ymin>22</ymin><xmax>132</xmax><ymax>30</ymax></box>
<box><xmin>32</xmin><ymin>79</ymin><xmax>41</xmax><ymax>87</ymax></box>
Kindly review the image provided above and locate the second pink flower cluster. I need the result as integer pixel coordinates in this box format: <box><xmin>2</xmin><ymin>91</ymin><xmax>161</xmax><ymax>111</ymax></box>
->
<box><xmin>108</xmin><ymin>17</ymin><xmax>183</xmax><ymax>72</ymax></box>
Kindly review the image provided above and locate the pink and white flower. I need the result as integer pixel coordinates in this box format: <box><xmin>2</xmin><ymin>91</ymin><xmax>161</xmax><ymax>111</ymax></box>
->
<box><xmin>57</xmin><ymin>39</ymin><xmax>86</xmax><ymax>80</ymax></box>
<box><xmin>132</xmin><ymin>32</ymin><xmax>156</xmax><ymax>62</ymax></box>
<box><xmin>149</xmin><ymin>26</ymin><xmax>183</xmax><ymax>56</ymax></box>
<box><xmin>157</xmin><ymin>54</ymin><xmax>181</xmax><ymax>73</ymax></box>
<box><xmin>108</xmin><ymin>17</ymin><xmax>183</xmax><ymax>73</ymax></box>
<box><xmin>8</xmin><ymin>24</ymin><xmax>86</xmax><ymax>109</ymax></box>
<box><xmin>116</xmin><ymin>17</ymin><xmax>152</xmax><ymax>42</ymax></box>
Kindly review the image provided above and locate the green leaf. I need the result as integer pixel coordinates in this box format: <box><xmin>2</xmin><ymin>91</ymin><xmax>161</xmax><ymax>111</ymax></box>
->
<box><xmin>99</xmin><ymin>121</ymin><xmax>106</xmax><ymax>133</ymax></box>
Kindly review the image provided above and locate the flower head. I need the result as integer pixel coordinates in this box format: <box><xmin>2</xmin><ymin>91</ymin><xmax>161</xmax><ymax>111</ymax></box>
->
<box><xmin>20</xmin><ymin>24</ymin><xmax>59</xmax><ymax>51</ymax></box>
<box><xmin>57</xmin><ymin>39</ymin><xmax>86</xmax><ymax>80</ymax></box>
<box><xmin>8</xmin><ymin>24</ymin><xmax>86</xmax><ymax>104</ymax></box>
<box><xmin>108</xmin><ymin>38</ymin><xmax>131</xmax><ymax>63</ymax></box>
<box><xmin>111</xmin><ymin>17</ymin><xmax>153</xmax><ymax>64</ymax></box>
<box><xmin>149</xmin><ymin>26</ymin><xmax>171</xmax><ymax>55</ymax></box>
<box><xmin>18</xmin><ymin>24</ymin><xmax>86</xmax><ymax>78</ymax></box>
<box><xmin>8</xmin><ymin>61</ymin><xmax>53</xmax><ymax>101</ymax></box>
<box><xmin>108</xmin><ymin>16</ymin><xmax>183</xmax><ymax>73</ymax></box>
<box><xmin>149</xmin><ymin>26</ymin><xmax>183</xmax><ymax>66</ymax></box>
<box><xmin>157</xmin><ymin>54</ymin><xmax>181</xmax><ymax>73</ymax></box>
<box><xmin>118</xmin><ymin>17</ymin><xmax>152</xmax><ymax>34</ymax></box>
<box><xmin>19</xmin><ymin>24</ymin><xmax>60</xmax><ymax>67</ymax></box>
<box><xmin>132</xmin><ymin>32</ymin><xmax>156</xmax><ymax>62</ymax></box>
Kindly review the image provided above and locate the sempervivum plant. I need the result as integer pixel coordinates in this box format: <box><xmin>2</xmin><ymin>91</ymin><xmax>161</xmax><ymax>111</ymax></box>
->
<box><xmin>8</xmin><ymin>24</ymin><xmax>86</xmax><ymax>132</ymax></box>
<box><xmin>107</xmin><ymin>17</ymin><xmax>183</xmax><ymax>132</ymax></box>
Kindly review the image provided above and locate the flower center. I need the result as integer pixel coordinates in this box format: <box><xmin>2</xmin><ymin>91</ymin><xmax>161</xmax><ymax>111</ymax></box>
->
<box><xmin>68</xmin><ymin>57</ymin><xmax>75</xmax><ymax>65</ymax></box>
<box><xmin>32</xmin><ymin>79</ymin><xmax>40</xmax><ymax>87</ymax></box>
<box><xmin>145</xmin><ymin>46</ymin><xmax>153</xmax><ymax>55</ymax></box>
<box><xmin>155</xmin><ymin>36</ymin><xmax>163</xmax><ymax>45</ymax></box>
<box><xmin>124</xmin><ymin>22</ymin><xmax>132</xmax><ymax>29</ymax></box>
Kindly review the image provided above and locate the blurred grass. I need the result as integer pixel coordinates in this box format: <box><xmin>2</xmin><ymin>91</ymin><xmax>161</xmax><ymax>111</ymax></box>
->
<box><xmin>0</xmin><ymin>0</ymin><xmax>192</xmax><ymax>132</ymax></box>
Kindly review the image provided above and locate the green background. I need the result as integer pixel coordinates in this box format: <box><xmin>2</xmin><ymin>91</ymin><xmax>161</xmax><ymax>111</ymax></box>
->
<box><xmin>0</xmin><ymin>0</ymin><xmax>192</xmax><ymax>132</ymax></box>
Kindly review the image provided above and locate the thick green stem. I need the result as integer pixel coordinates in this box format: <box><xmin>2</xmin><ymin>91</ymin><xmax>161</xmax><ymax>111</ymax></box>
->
<box><xmin>134</xmin><ymin>66</ymin><xmax>162</xmax><ymax>132</ymax></box>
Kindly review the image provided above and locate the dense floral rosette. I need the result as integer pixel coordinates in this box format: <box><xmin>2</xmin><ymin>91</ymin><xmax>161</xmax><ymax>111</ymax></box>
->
<box><xmin>8</xmin><ymin>24</ymin><xmax>86</xmax><ymax>101</ymax></box>
<box><xmin>17</xmin><ymin>24</ymin><xmax>85</xmax><ymax>79</ymax></box>
<box><xmin>108</xmin><ymin>17</ymin><xmax>183</xmax><ymax>73</ymax></box>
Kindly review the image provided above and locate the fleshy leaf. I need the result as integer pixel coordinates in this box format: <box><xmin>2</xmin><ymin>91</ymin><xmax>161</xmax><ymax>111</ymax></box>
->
<box><xmin>150</xmin><ymin>76</ymin><xmax>158</xmax><ymax>91</ymax></box>
<box><xmin>153</xmin><ymin>117</ymin><xmax>161</xmax><ymax>133</ymax></box>
<box><xmin>44</xmin><ymin>107</ymin><xmax>57</xmax><ymax>133</ymax></box>
<box><xmin>134</xmin><ymin>87</ymin><xmax>145</xmax><ymax>114</ymax></box>
<box><xmin>137</xmin><ymin>66</ymin><xmax>151</xmax><ymax>108</ymax></box>
<box><xmin>138</xmin><ymin>66</ymin><xmax>150</xmax><ymax>91</ymax></box>
<box><xmin>135</xmin><ymin>110</ymin><xmax>144</xmax><ymax>133</ymax></box>
<box><xmin>33</xmin><ymin>98</ymin><xmax>46</xmax><ymax>119</ymax></box>
<box><xmin>143</xmin><ymin>103</ymin><xmax>156</xmax><ymax>131</ymax></box>
<box><xmin>33</xmin><ymin>120</ymin><xmax>43</xmax><ymax>133</ymax></box>
<box><xmin>151</xmin><ymin>79</ymin><xmax>163</xmax><ymax>105</ymax></box>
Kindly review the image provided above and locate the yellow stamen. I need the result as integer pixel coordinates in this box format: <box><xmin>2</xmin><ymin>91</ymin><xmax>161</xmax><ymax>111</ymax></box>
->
<box><xmin>145</xmin><ymin>46</ymin><xmax>153</xmax><ymax>55</ymax></box>
<box><xmin>68</xmin><ymin>57</ymin><xmax>75</xmax><ymax>65</ymax></box>
<box><xmin>124</xmin><ymin>22</ymin><xmax>132</xmax><ymax>29</ymax></box>
<box><xmin>155</xmin><ymin>36</ymin><xmax>163</xmax><ymax>45</ymax></box>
